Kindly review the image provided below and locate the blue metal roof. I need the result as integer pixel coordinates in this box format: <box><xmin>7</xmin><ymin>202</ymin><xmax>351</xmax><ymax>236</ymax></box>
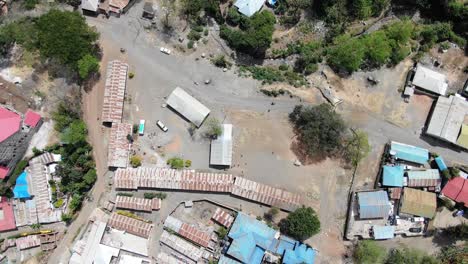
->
<box><xmin>13</xmin><ymin>171</ymin><xmax>31</xmax><ymax>199</ymax></box>
<box><xmin>407</xmin><ymin>169</ymin><xmax>440</xmax><ymax>180</ymax></box>
<box><xmin>227</xmin><ymin>233</ymin><xmax>257</xmax><ymax>263</ymax></box>
<box><xmin>382</xmin><ymin>166</ymin><xmax>404</xmax><ymax>187</ymax></box>
<box><xmin>357</xmin><ymin>191</ymin><xmax>390</xmax><ymax>219</ymax></box>
<box><xmin>435</xmin><ymin>157</ymin><xmax>448</xmax><ymax>171</ymax></box>
<box><xmin>373</xmin><ymin>225</ymin><xmax>395</xmax><ymax>240</ymax></box>
<box><xmin>250</xmin><ymin>246</ymin><xmax>265</xmax><ymax>264</ymax></box>
<box><xmin>218</xmin><ymin>255</ymin><xmax>242</xmax><ymax>264</ymax></box>
<box><xmin>390</xmin><ymin>141</ymin><xmax>429</xmax><ymax>164</ymax></box>
<box><xmin>282</xmin><ymin>243</ymin><xmax>316</xmax><ymax>264</ymax></box>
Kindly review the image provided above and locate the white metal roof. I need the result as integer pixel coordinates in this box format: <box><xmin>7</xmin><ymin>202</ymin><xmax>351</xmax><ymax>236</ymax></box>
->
<box><xmin>210</xmin><ymin>124</ymin><xmax>233</xmax><ymax>166</ymax></box>
<box><xmin>426</xmin><ymin>95</ymin><xmax>468</xmax><ymax>143</ymax></box>
<box><xmin>166</xmin><ymin>87</ymin><xmax>210</xmax><ymax>127</ymax></box>
<box><xmin>234</xmin><ymin>0</ymin><xmax>264</xmax><ymax>17</ymax></box>
<box><xmin>412</xmin><ymin>64</ymin><xmax>448</xmax><ymax>95</ymax></box>
<box><xmin>81</xmin><ymin>0</ymin><xmax>99</xmax><ymax>12</ymax></box>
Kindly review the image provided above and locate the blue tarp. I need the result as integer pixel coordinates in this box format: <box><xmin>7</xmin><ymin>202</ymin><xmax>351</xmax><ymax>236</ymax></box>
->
<box><xmin>357</xmin><ymin>191</ymin><xmax>391</xmax><ymax>219</ymax></box>
<box><xmin>435</xmin><ymin>156</ymin><xmax>448</xmax><ymax>171</ymax></box>
<box><xmin>390</xmin><ymin>142</ymin><xmax>429</xmax><ymax>165</ymax></box>
<box><xmin>283</xmin><ymin>243</ymin><xmax>316</xmax><ymax>264</ymax></box>
<box><xmin>268</xmin><ymin>0</ymin><xmax>277</xmax><ymax>5</ymax></box>
<box><xmin>13</xmin><ymin>171</ymin><xmax>31</xmax><ymax>199</ymax></box>
<box><xmin>382</xmin><ymin>165</ymin><xmax>405</xmax><ymax>187</ymax></box>
<box><xmin>373</xmin><ymin>226</ymin><xmax>395</xmax><ymax>240</ymax></box>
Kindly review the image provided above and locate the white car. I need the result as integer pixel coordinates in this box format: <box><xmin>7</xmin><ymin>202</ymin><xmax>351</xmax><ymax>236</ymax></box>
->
<box><xmin>157</xmin><ymin>120</ymin><xmax>168</xmax><ymax>132</ymax></box>
<box><xmin>160</xmin><ymin>47</ymin><xmax>171</xmax><ymax>55</ymax></box>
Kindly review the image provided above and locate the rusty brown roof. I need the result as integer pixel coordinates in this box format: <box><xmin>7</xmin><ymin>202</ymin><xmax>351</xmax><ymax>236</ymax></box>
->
<box><xmin>179</xmin><ymin>223</ymin><xmax>212</xmax><ymax>248</ymax></box>
<box><xmin>231</xmin><ymin>177</ymin><xmax>303</xmax><ymax>211</ymax></box>
<box><xmin>107</xmin><ymin>123</ymin><xmax>132</xmax><ymax>168</ymax></box>
<box><xmin>115</xmin><ymin>196</ymin><xmax>160</xmax><ymax>212</ymax></box>
<box><xmin>107</xmin><ymin>213</ymin><xmax>153</xmax><ymax>238</ymax></box>
<box><xmin>211</xmin><ymin>208</ymin><xmax>234</xmax><ymax>228</ymax></box>
<box><xmin>114</xmin><ymin>168</ymin><xmax>235</xmax><ymax>192</ymax></box>
<box><xmin>101</xmin><ymin>60</ymin><xmax>128</xmax><ymax>123</ymax></box>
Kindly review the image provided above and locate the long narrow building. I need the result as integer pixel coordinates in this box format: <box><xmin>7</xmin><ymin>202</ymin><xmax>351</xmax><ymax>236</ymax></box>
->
<box><xmin>101</xmin><ymin>60</ymin><xmax>128</xmax><ymax>124</ymax></box>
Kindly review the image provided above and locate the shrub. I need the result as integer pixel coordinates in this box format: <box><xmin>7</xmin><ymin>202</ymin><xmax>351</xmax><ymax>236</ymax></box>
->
<box><xmin>61</xmin><ymin>213</ymin><xmax>73</xmax><ymax>224</ymax></box>
<box><xmin>24</xmin><ymin>0</ymin><xmax>39</xmax><ymax>10</ymax></box>
<box><xmin>187</xmin><ymin>40</ymin><xmax>194</xmax><ymax>49</ymax></box>
<box><xmin>217</xmin><ymin>226</ymin><xmax>228</xmax><ymax>239</ymax></box>
<box><xmin>204</xmin><ymin>29</ymin><xmax>209</xmax><ymax>36</ymax></box>
<box><xmin>204</xmin><ymin>117</ymin><xmax>223</xmax><ymax>138</ymax></box>
<box><xmin>117</xmin><ymin>192</ymin><xmax>133</xmax><ymax>197</ymax></box>
<box><xmin>289</xmin><ymin>104</ymin><xmax>346</xmax><ymax>157</ymax></box>
<box><xmin>130</xmin><ymin>155</ymin><xmax>142</xmax><ymax>168</ymax></box>
<box><xmin>353</xmin><ymin>240</ymin><xmax>386</xmax><ymax>264</ymax></box>
<box><xmin>327</xmin><ymin>34</ymin><xmax>366</xmax><ymax>73</ymax></box>
<box><xmin>188</xmin><ymin>30</ymin><xmax>201</xmax><ymax>41</ymax></box>
<box><xmin>144</xmin><ymin>192</ymin><xmax>167</xmax><ymax>200</ymax></box>
<box><xmin>279</xmin><ymin>207</ymin><xmax>320</xmax><ymax>241</ymax></box>
<box><xmin>167</xmin><ymin>157</ymin><xmax>185</xmax><ymax>169</ymax></box>
<box><xmin>264</xmin><ymin>207</ymin><xmax>279</xmax><ymax>222</ymax></box>
<box><xmin>54</xmin><ymin>198</ymin><xmax>64</xmax><ymax>208</ymax></box>
<box><xmin>32</xmin><ymin>147</ymin><xmax>43</xmax><ymax>157</ymax></box>
<box><xmin>211</xmin><ymin>55</ymin><xmax>231</xmax><ymax>68</ymax></box>
<box><xmin>184</xmin><ymin>160</ymin><xmax>192</xmax><ymax>167</ymax></box>
<box><xmin>77</xmin><ymin>54</ymin><xmax>99</xmax><ymax>79</ymax></box>
<box><xmin>129</xmin><ymin>72</ymin><xmax>135</xmax><ymax>79</ymax></box>
<box><xmin>8</xmin><ymin>159</ymin><xmax>29</xmax><ymax>186</ymax></box>
<box><xmin>279</xmin><ymin>64</ymin><xmax>289</xmax><ymax>71</ymax></box>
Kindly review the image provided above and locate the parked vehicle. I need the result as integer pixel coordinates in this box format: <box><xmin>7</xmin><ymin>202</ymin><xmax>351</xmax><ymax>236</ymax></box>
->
<box><xmin>157</xmin><ymin>120</ymin><xmax>168</xmax><ymax>132</ymax></box>
<box><xmin>160</xmin><ymin>47</ymin><xmax>171</xmax><ymax>55</ymax></box>
<box><xmin>139</xmin><ymin>120</ymin><xmax>145</xmax><ymax>135</ymax></box>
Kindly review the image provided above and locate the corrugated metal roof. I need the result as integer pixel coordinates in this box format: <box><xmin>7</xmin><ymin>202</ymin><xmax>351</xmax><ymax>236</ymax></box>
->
<box><xmin>231</xmin><ymin>177</ymin><xmax>302</xmax><ymax>211</ymax></box>
<box><xmin>407</xmin><ymin>169</ymin><xmax>441</xmax><ymax>187</ymax></box>
<box><xmin>160</xmin><ymin>230</ymin><xmax>212</xmax><ymax>262</ymax></box>
<box><xmin>388</xmin><ymin>188</ymin><xmax>402</xmax><ymax>200</ymax></box>
<box><xmin>457</xmin><ymin>124</ymin><xmax>468</xmax><ymax>149</ymax></box>
<box><xmin>373</xmin><ymin>225</ymin><xmax>395</xmax><ymax>240</ymax></box>
<box><xmin>101</xmin><ymin>60</ymin><xmax>128</xmax><ymax>123</ymax></box>
<box><xmin>390</xmin><ymin>141</ymin><xmax>429</xmax><ymax>165</ymax></box>
<box><xmin>210</xmin><ymin>124</ymin><xmax>233</xmax><ymax>166</ymax></box>
<box><xmin>107</xmin><ymin>123</ymin><xmax>132</xmax><ymax>168</ymax></box>
<box><xmin>382</xmin><ymin>165</ymin><xmax>404</xmax><ymax>187</ymax></box>
<box><xmin>107</xmin><ymin>213</ymin><xmax>153</xmax><ymax>238</ymax></box>
<box><xmin>81</xmin><ymin>0</ymin><xmax>99</xmax><ymax>11</ymax></box>
<box><xmin>212</xmin><ymin>208</ymin><xmax>235</xmax><ymax>228</ymax></box>
<box><xmin>400</xmin><ymin>188</ymin><xmax>436</xmax><ymax>219</ymax></box>
<box><xmin>234</xmin><ymin>0</ymin><xmax>264</xmax><ymax>17</ymax></box>
<box><xmin>29</xmin><ymin>163</ymin><xmax>62</xmax><ymax>223</ymax></box>
<box><xmin>412</xmin><ymin>64</ymin><xmax>448</xmax><ymax>95</ymax></box>
<box><xmin>427</xmin><ymin>96</ymin><xmax>468</xmax><ymax>145</ymax></box>
<box><xmin>164</xmin><ymin>216</ymin><xmax>213</xmax><ymax>248</ymax></box>
<box><xmin>442</xmin><ymin>177</ymin><xmax>468</xmax><ymax>206</ymax></box>
<box><xmin>435</xmin><ymin>156</ymin><xmax>448</xmax><ymax>171</ymax></box>
<box><xmin>115</xmin><ymin>196</ymin><xmax>160</xmax><ymax>212</ymax></box>
<box><xmin>29</xmin><ymin>152</ymin><xmax>61</xmax><ymax>165</ymax></box>
<box><xmin>283</xmin><ymin>243</ymin><xmax>316</xmax><ymax>264</ymax></box>
<box><xmin>166</xmin><ymin>87</ymin><xmax>210</xmax><ymax>127</ymax></box>
<box><xmin>357</xmin><ymin>191</ymin><xmax>391</xmax><ymax>219</ymax></box>
<box><xmin>16</xmin><ymin>235</ymin><xmax>40</xmax><ymax>250</ymax></box>
<box><xmin>114</xmin><ymin>167</ymin><xmax>235</xmax><ymax>192</ymax></box>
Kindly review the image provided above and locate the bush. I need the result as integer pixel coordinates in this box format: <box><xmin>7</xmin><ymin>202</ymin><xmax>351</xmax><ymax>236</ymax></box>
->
<box><xmin>264</xmin><ymin>207</ymin><xmax>279</xmax><ymax>222</ymax></box>
<box><xmin>117</xmin><ymin>192</ymin><xmax>133</xmax><ymax>197</ymax></box>
<box><xmin>327</xmin><ymin>34</ymin><xmax>366</xmax><ymax>73</ymax></box>
<box><xmin>438</xmin><ymin>245</ymin><xmax>468</xmax><ymax>264</ymax></box>
<box><xmin>132</xmin><ymin>124</ymin><xmax>138</xmax><ymax>134</ymax></box>
<box><xmin>187</xmin><ymin>40</ymin><xmax>194</xmax><ymax>49</ymax></box>
<box><xmin>184</xmin><ymin>160</ymin><xmax>192</xmax><ymax>167</ymax></box>
<box><xmin>188</xmin><ymin>30</ymin><xmax>201</xmax><ymax>41</ymax></box>
<box><xmin>279</xmin><ymin>207</ymin><xmax>320</xmax><ymax>241</ymax></box>
<box><xmin>227</xmin><ymin>7</ymin><xmax>242</xmax><ymax>25</ymax></box>
<box><xmin>289</xmin><ymin>104</ymin><xmax>346</xmax><ymax>157</ymax></box>
<box><xmin>129</xmin><ymin>72</ymin><xmax>135</xmax><ymax>79</ymax></box>
<box><xmin>77</xmin><ymin>54</ymin><xmax>99</xmax><ymax>79</ymax></box>
<box><xmin>24</xmin><ymin>0</ymin><xmax>39</xmax><ymax>10</ymax></box>
<box><xmin>204</xmin><ymin>117</ymin><xmax>223</xmax><ymax>139</ymax></box>
<box><xmin>220</xmin><ymin>11</ymin><xmax>275</xmax><ymax>57</ymax></box>
<box><xmin>54</xmin><ymin>198</ymin><xmax>64</xmax><ymax>208</ymax></box>
<box><xmin>130</xmin><ymin>155</ymin><xmax>142</xmax><ymax>168</ymax></box>
<box><xmin>354</xmin><ymin>240</ymin><xmax>386</xmax><ymax>264</ymax></box>
<box><xmin>279</xmin><ymin>64</ymin><xmax>289</xmax><ymax>71</ymax></box>
<box><xmin>385</xmin><ymin>247</ymin><xmax>438</xmax><ymax>264</ymax></box>
<box><xmin>211</xmin><ymin>55</ymin><xmax>231</xmax><ymax>68</ymax></box>
<box><xmin>61</xmin><ymin>213</ymin><xmax>73</xmax><ymax>224</ymax></box>
<box><xmin>217</xmin><ymin>226</ymin><xmax>228</xmax><ymax>239</ymax></box>
<box><xmin>167</xmin><ymin>157</ymin><xmax>185</xmax><ymax>169</ymax></box>
<box><xmin>144</xmin><ymin>192</ymin><xmax>167</xmax><ymax>200</ymax></box>
<box><xmin>32</xmin><ymin>147</ymin><xmax>43</xmax><ymax>157</ymax></box>
<box><xmin>8</xmin><ymin>159</ymin><xmax>29</xmax><ymax>186</ymax></box>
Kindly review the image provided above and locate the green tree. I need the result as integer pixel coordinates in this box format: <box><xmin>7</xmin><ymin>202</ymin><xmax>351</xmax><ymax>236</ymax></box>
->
<box><xmin>327</xmin><ymin>34</ymin><xmax>366</xmax><ymax>73</ymax></box>
<box><xmin>83</xmin><ymin>169</ymin><xmax>97</xmax><ymax>186</ymax></box>
<box><xmin>61</xmin><ymin>120</ymin><xmax>87</xmax><ymax>144</ymax></box>
<box><xmin>36</xmin><ymin>10</ymin><xmax>99</xmax><ymax>67</ymax></box>
<box><xmin>354</xmin><ymin>240</ymin><xmax>386</xmax><ymax>264</ymax></box>
<box><xmin>372</xmin><ymin>0</ymin><xmax>389</xmax><ymax>16</ymax></box>
<box><xmin>438</xmin><ymin>245</ymin><xmax>468</xmax><ymax>264</ymax></box>
<box><xmin>279</xmin><ymin>207</ymin><xmax>320</xmax><ymax>241</ymax></box>
<box><xmin>204</xmin><ymin>117</ymin><xmax>223</xmax><ymax>139</ymax></box>
<box><xmin>77</xmin><ymin>54</ymin><xmax>99</xmax><ymax>79</ymax></box>
<box><xmin>69</xmin><ymin>194</ymin><xmax>83</xmax><ymax>213</ymax></box>
<box><xmin>364</xmin><ymin>31</ymin><xmax>392</xmax><ymax>66</ymax></box>
<box><xmin>344</xmin><ymin>130</ymin><xmax>371</xmax><ymax>166</ymax></box>
<box><xmin>167</xmin><ymin>157</ymin><xmax>185</xmax><ymax>169</ymax></box>
<box><xmin>24</xmin><ymin>0</ymin><xmax>39</xmax><ymax>10</ymax></box>
<box><xmin>61</xmin><ymin>213</ymin><xmax>73</xmax><ymax>224</ymax></box>
<box><xmin>354</xmin><ymin>0</ymin><xmax>373</xmax><ymax>19</ymax></box>
<box><xmin>385</xmin><ymin>248</ymin><xmax>438</xmax><ymax>264</ymax></box>
<box><xmin>289</xmin><ymin>104</ymin><xmax>346</xmax><ymax>157</ymax></box>
<box><xmin>129</xmin><ymin>156</ymin><xmax>142</xmax><ymax>168</ymax></box>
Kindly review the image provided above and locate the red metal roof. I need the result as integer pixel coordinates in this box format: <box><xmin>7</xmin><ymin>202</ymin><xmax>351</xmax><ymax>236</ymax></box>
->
<box><xmin>211</xmin><ymin>208</ymin><xmax>234</xmax><ymax>228</ymax></box>
<box><xmin>115</xmin><ymin>196</ymin><xmax>160</xmax><ymax>212</ymax></box>
<box><xmin>107</xmin><ymin>123</ymin><xmax>132</xmax><ymax>168</ymax></box>
<box><xmin>441</xmin><ymin>177</ymin><xmax>468</xmax><ymax>206</ymax></box>
<box><xmin>24</xmin><ymin>109</ymin><xmax>41</xmax><ymax>128</ymax></box>
<box><xmin>0</xmin><ymin>197</ymin><xmax>16</xmax><ymax>232</ymax></box>
<box><xmin>101</xmin><ymin>60</ymin><xmax>128</xmax><ymax>123</ymax></box>
<box><xmin>107</xmin><ymin>213</ymin><xmax>153</xmax><ymax>238</ymax></box>
<box><xmin>0</xmin><ymin>107</ymin><xmax>21</xmax><ymax>142</ymax></box>
<box><xmin>0</xmin><ymin>167</ymin><xmax>9</xmax><ymax>179</ymax></box>
<box><xmin>179</xmin><ymin>223</ymin><xmax>212</xmax><ymax>248</ymax></box>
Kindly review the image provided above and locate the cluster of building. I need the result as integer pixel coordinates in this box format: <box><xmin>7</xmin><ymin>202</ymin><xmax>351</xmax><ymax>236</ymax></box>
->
<box><xmin>156</xmin><ymin>201</ymin><xmax>316</xmax><ymax>264</ymax></box>
<box><xmin>346</xmin><ymin>141</ymin><xmax>468</xmax><ymax>240</ymax></box>
<box><xmin>70</xmin><ymin>209</ymin><xmax>152</xmax><ymax>264</ymax></box>
<box><xmin>404</xmin><ymin>64</ymin><xmax>468</xmax><ymax>150</ymax></box>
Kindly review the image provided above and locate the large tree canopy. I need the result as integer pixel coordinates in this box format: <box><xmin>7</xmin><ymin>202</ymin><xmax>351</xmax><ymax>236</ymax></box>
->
<box><xmin>36</xmin><ymin>10</ymin><xmax>99</xmax><ymax>66</ymax></box>
<box><xmin>279</xmin><ymin>207</ymin><xmax>320</xmax><ymax>241</ymax></box>
<box><xmin>289</xmin><ymin>104</ymin><xmax>346</xmax><ymax>157</ymax></box>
